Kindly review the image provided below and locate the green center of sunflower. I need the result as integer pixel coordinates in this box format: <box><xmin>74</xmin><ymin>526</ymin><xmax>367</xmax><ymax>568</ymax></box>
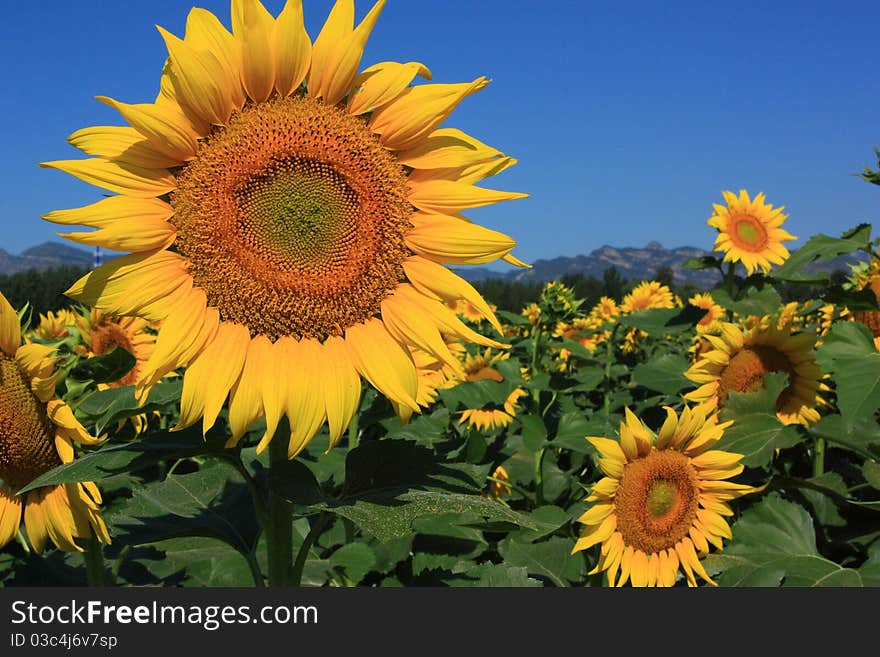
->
<box><xmin>172</xmin><ymin>95</ymin><xmax>413</xmax><ymax>341</ymax></box>
<box><xmin>614</xmin><ymin>449</ymin><xmax>700</xmax><ymax>554</ymax></box>
<box><xmin>732</xmin><ymin>215</ymin><xmax>768</xmax><ymax>249</ymax></box>
<box><xmin>0</xmin><ymin>355</ymin><xmax>62</xmax><ymax>490</ymax></box>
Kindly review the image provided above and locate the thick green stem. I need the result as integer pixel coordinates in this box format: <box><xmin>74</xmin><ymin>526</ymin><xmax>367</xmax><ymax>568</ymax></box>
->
<box><xmin>602</xmin><ymin>327</ymin><xmax>617</xmax><ymax>425</ymax></box>
<box><xmin>533</xmin><ymin>448</ymin><xmax>545</xmax><ymax>506</ymax></box>
<box><xmin>813</xmin><ymin>437</ymin><xmax>826</xmax><ymax>477</ymax></box>
<box><xmin>266</xmin><ymin>431</ymin><xmax>293</xmax><ymax>587</ymax></box>
<box><xmin>724</xmin><ymin>262</ymin><xmax>737</xmax><ymax>298</ymax></box>
<box><xmin>83</xmin><ymin>531</ymin><xmax>106</xmax><ymax>587</ymax></box>
<box><xmin>291</xmin><ymin>512</ymin><xmax>332</xmax><ymax>587</ymax></box>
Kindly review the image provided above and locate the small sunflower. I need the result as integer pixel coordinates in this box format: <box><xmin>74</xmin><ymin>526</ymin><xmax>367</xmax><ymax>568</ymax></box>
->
<box><xmin>590</xmin><ymin>296</ymin><xmax>619</xmax><ymax>322</ymax></box>
<box><xmin>30</xmin><ymin>309</ymin><xmax>78</xmax><ymax>341</ymax></box>
<box><xmin>485</xmin><ymin>464</ymin><xmax>512</xmax><ymax>499</ymax></box>
<box><xmin>43</xmin><ymin>0</ymin><xmax>526</xmax><ymax>459</ymax></box>
<box><xmin>684</xmin><ymin>320</ymin><xmax>823</xmax><ymax>426</ymax></box>
<box><xmin>851</xmin><ymin>257</ymin><xmax>880</xmax><ymax>348</ymax></box>
<box><xmin>572</xmin><ymin>404</ymin><xmax>758</xmax><ymax>587</ymax></box>
<box><xmin>707</xmin><ymin>190</ymin><xmax>795</xmax><ymax>275</ymax></box>
<box><xmin>459</xmin><ymin>388</ymin><xmax>526</xmax><ymax>432</ymax></box>
<box><xmin>0</xmin><ymin>292</ymin><xmax>110</xmax><ymax>553</ymax></box>
<box><xmin>688</xmin><ymin>293</ymin><xmax>725</xmax><ymax>334</ymax></box>
<box><xmin>620</xmin><ymin>281</ymin><xmax>676</xmax><ymax>314</ymax></box>
<box><xmin>76</xmin><ymin>309</ymin><xmax>155</xmax><ymax>389</ymax></box>
<box><xmin>458</xmin><ymin>346</ymin><xmax>510</xmax><ymax>383</ymax></box>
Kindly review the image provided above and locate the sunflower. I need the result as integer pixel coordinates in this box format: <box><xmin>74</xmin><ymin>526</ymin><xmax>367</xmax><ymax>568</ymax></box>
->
<box><xmin>620</xmin><ymin>281</ymin><xmax>676</xmax><ymax>314</ymax></box>
<box><xmin>684</xmin><ymin>320</ymin><xmax>823</xmax><ymax>426</ymax></box>
<box><xmin>30</xmin><ymin>309</ymin><xmax>78</xmax><ymax>341</ymax></box>
<box><xmin>459</xmin><ymin>388</ymin><xmax>526</xmax><ymax>432</ymax></box>
<box><xmin>76</xmin><ymin>309</ymin><xmax>155</xmax><ymax>389</ymax></box>
<box><xmin>485</xmin><ymin>464</ymin><xmax>512</xmax><ymax>500</ymax></box>
<box><xmin>688</xmin><ymin>293</ymin><xmax>725</xmax><ymax>334</ymax></box>
<box><xmin>43</xmin><ymin>0</ymin><xmax>526</xmax><ymax>459</ymax></box>
<box><xmin>590</xmin><ymin>296</ymin><xmax>619</xmax><ymax>322</ymax></box>
<box><xmin>707</xmin><ymin>190</ymin><xmax>795</xmax><ymax>275</ymax></box>
<box><xmin>851</xmin><ymin>257</ymin><xmax>880</xmax><ymax>348</ymax></box>
<box><xmin>447</xmin><ymin>298</ymin><xmax>494</xmax><ymax>325</ymax></box>
<box><xmin>0</xmin><ymin>292</ymin><xmax>110</xmax><ymax>553</ymax></box>
<box><xmin>572</xmin><ymin>404</ymin><xmax>758</xmax><ymax>587</ymax></box>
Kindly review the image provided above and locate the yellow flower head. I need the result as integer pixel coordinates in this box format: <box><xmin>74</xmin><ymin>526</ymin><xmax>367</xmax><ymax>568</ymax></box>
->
<box><xmin>707</xmin><ymin>190</ymin><xmax>796</xmax><ymax>275</ymax></box>
<box><xmin>459</xmin><ymin>388</ymin><xmax>526</xmax><ymax>432</ymax></box>
<box><xmin>30</xmin><ymin>309</ymin><xmax>78</xmax><ymax>341</ymax></box>
<box><xmin>0</xmin><ymin>292</ymin><xmax>110</xmax><ymax>553</ymax></box>
<box><xmin>42</xmin><ymin>0</ymin><xmax>526</xmax><ymax>460</ymax></box>
<box><xmin>573</xmin><ymin>404</ymin><xmax>758</xmax><ymax>587</ymax></box>
<box><xmin>620</xmin><ymin>281</ymin><xmax>675</xmax><ymax>314</ymax></box>
<box><xmin>688</xmin><ymin>293</ymin><xmax>725</xmax><ymax>334</ymax></box>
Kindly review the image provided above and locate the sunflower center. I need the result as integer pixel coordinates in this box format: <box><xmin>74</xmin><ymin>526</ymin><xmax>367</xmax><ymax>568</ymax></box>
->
<box><xmin>614</xmin><ymin>449</ymin><xmax>700</xmax><ymax>553</ymax></box>
<box><xmin>90</xmin><ymin>322</ymin><xmax>138</xmax><ymax>387</ymax></box>
<box><xmin>731</xmin><ymin>214</ymin><xmax>768</xmax><ymax>250</ymax></box>
<box><xmin>717</xmin><ymin>345</ymin><xmax>793</xmax><ymax>406</ymax></box>
<box><xmin>172</xmin><ymin>95</ymin><xmax>413</xmax><ymax>341</ymax></box>
<box><xmin>0</xmin><ymin>355</ymin><xmax>62</xmax><ymax>490</ymax></box>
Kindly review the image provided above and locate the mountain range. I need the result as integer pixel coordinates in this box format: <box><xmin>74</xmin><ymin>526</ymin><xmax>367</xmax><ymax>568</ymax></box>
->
<box><xmin>0</xmin><ymin>240</ymin><xmax>865</xmax><ymax>286</ymax></box>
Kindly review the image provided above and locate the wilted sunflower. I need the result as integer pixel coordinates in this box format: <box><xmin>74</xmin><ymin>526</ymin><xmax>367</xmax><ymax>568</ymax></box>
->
<box><xmin>707</xmin><ymin>190</ymin><xmax>795</xmax><ymax>275</ymax></box>
<box><xmin>459</xmin><ymin>388</ymin><xmax>526</xmax><ymax>432</ymax></box>
<box><xmin>573</xmin><ymin>405</ymin><xmax>757</xmax><ymax>587</ymax></box>
<box><xmin>43</xmin><ymin>0</ymin><xmax>527</xmax><ymax>459</ymax></box>
<box><xmin>0</xmin><ymin>292</ymin><xmax>109</xmax><ymax>553</ymax></box>
<box><xmin>684</xmin><ymin>321</ymin><xmax>823</xmax><ymax>426</ymax></box>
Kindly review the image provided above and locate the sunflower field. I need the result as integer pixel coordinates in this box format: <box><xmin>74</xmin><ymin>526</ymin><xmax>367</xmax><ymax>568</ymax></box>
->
<box><xmin>2</xmin><ymin>0</ymin><xmax>880</xmax><ymax>589</ymax></box>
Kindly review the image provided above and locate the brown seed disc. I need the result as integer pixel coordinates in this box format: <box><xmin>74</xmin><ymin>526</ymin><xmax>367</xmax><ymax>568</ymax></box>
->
<box><xmin>171</xmin><ymin>95</ymin><xmax>413</xmax><ymax>341</ymax></box>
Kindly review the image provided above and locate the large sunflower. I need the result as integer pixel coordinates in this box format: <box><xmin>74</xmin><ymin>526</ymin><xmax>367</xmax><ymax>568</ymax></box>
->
<box><xmin>43</xmin><ymin>0</ymin><xmax>526</xmax><ymax>459</ymax></box>
<box><xmin>707</xmin><ymin>190</ymin><xmax>795</xmax><ymax>275</ymax></box>
<box><xmin>573</xmin><ymin>404</ymin><xmax>757</xmax><ymax>587</ymax></box>
<box><xmin>684</xmin><ymin>321</ymin><xmax>823</xmax><ymax>426</ymax></box>
<box><xmin>0</xmin><ymin>292</ymin><xmax>109</xmax><ymax>553</ymax></box>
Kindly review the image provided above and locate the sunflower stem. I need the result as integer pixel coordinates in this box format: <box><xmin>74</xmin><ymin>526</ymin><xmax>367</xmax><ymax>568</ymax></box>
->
<box><xmin>266</xmin><ymin>427</ymin><xmax>294</xmax><ymax>587</ymax></box>
<box><xmin>602</xmin><ymin>326</ymin><xmax>617</xmax><ymax>427</ymax></box>
<box><xmin>291</xmin><ymin>512</ymin><xmax>332</xmax><ymax>587</ymax></box>
<box><xmin>813</xmin><ymin>436</ymin><xmax>826</xmax><ymax>477</ymax></box>
<box><xmin>83</xmin><ymin>530</ymin><xmax>107</xmax><ymax>587</ymax></box>
<box><xmin>724</xmin><ymin>262</ymin><xmax>737</xmax><ymax>298</ymax></box>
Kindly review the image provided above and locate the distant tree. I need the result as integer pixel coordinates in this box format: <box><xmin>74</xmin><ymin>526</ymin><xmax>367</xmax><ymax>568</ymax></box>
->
<box><xmin>0</xmin><ymin>266</ymin><xmax>88</xmax><ymax>316</ymax></box>
<box><xmin>601</xmin><ymin>266</ymin><xmax>626</xmax><ymax>300</ymax></box>
<box><xmin>653</xmin><ymin>266</ymin><xmax>675</xmax><ymax>288</ymax></box>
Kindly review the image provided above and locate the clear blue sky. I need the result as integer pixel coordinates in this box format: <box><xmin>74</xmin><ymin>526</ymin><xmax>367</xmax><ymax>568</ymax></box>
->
<box><xmin>2</xmin><ymin>0</ymin><xmax>879</xmax><ymax>272</ymax></box>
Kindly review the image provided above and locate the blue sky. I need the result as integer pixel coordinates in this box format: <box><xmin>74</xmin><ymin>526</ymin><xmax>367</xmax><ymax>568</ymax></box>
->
<box><xmin>2</xmin><ymin>0</ymin><xmax>878</xmax><ymax>271</ymax></box>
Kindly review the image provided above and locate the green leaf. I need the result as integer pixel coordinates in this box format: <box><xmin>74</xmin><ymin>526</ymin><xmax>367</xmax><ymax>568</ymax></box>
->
<box><xmin>616</xmin><ymin>306</ymin><xmax>705</xmax><ymax>336</ymax></box>
<box><xmin>809</xmin><ymin>415</ymin><xmax>880</xmax><ymax>459</ymax></box>
<box><xmin>552</xmin><ymin>412</ymin><xmax>595</xmax><ymax>452</ymax></box>
<box><xmin>109</xmin><ymin>460</ymin><xmax>260</xmax><ymax>554</ymax></box>
<box><xmin>858</xmin><ymin>542</ymin><xmax>880</xmax><ymax>586</ymax></box>
<box><xmin>383</xmin><ymin>409</ymin><xmax>450</xmax><ymax>445</ymax></box>
<box><xmin>519</xmin><ymin>414</ymin><xmax>548</xmax><ymax>452</ymax></box>
<box><xmin>68</xmin><ymin>346</ymin><xmax>136</xmax><ymax>385</ymax></box>
<box><xmin>512</xmin><ymin>505</ymin><xmax>570</xmax><ymax>542</ymax></box>
<box><xmin>75</xmin><ymin>380</ymin><xmax>183</xmax><ymax>434</ymax></box>
<box><xmin>770</xmin><ymin>224</ymin><xmax>872</xmax><ymax>282</ymax></box>
<box><xmin>632</xmin><ymin>353</ymin><xmax>693</xmax><ymax>395</ymax></box>
<box><xmin>18</xmin><ymin>426</ymin><xmax>228</xmax><ymax>493</ymax></box>
<box><xmin>683</xmin><ymin>255</ymin><xmax>722</xmax><ymax>271</ymax></box>
<box><xmin>132</xmin><ymin>537</ymin><xmax>256</xmax><ymax>587</ymax></box>
<box><xmin>711</xmin><ymin>286</ymin><xmax>782</xmax><ymax>317</ymax></box>
<box><xmin>447</xmin><ymin>562</ymin><xmax>542</xmax><ymax>587</ymax></box>
<box><xmin>703</xmin><ymin>494</ymin><xmax>863</xmax><ymax>586</ymax></box>
<box><xmin>717</xmin><ymin>372</ymin><xmax>804</xmax><ymax>467</ymax></box>
<box><xmin>497</xmin><ymin>536</ymin><xmax>583</xmax><ymax>586</ymax></box>
<box><xmin>815</xmin><ymin>321</ymin><xmax>876</xmax><ymax>369</ymax></box>
<box><xmin>863</xmin><ymin>461</ymin><xmax>880</xmax><ymax>490</ymax></box>
<box><xmin>329</xmin><ymin>543</ymin><xmax>376</xmax><ymax>583</ymax></box>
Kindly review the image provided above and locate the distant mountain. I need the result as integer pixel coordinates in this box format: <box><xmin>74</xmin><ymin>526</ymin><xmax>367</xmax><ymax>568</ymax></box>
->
<box><xmin>455</xmin><ymin>241</ymin><xmax>866</xmax><ymax>287</ymax></box>
<box><xmin>0</xmin><ymin>242</ymin><xmax>98</xmax><ymax>275</ymax></box>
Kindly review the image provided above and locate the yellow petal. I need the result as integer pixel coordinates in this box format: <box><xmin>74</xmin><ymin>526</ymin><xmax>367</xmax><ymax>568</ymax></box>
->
<box><xmin>397</xmin><ymin>127</ymin><xmax>503</xmax><ymax>170</ymax></box>
<box><xmin>381</xmin><ymin>292</ymin><xmax>462</xmax><ymax>374</ymax></box>
<box><xmin>321</xmin><ymin>335</ymin><xmax>362</xmax><ymax>450</ymax></box>
<box><xmin>185</xmin><ymin>7</ymin><xmax>246</xmax><ymax>109</ymax></box>
<box><xmin>408</xmin><ymin>178</ymin><xmax>528</xmax><ymax>215</ymax></box>
<box><xmin>405</xmin><ymin>212</ymin><xmax>516</xmax><ymax>266</ymax></box>
<box><xmin>275</xmin><ymin>0</ymin><xmax>312</xmax><ymax>96</ymax></box>
<box><xmin>370</xmin><ymin>77</ymin><xmax>489</xmax><ymax>151</ymax></box>
<box><xmin>232</xmin><ymin>0</ymin><xmax>277</xmax><ymax>103</ymax></box>
<box><xmin>255</xmin><ymin>337</ymin><xmax>290</xmax><ymax>453</ymax></box>
<box><xmin>309</xmin><ymin>0</ymin><xmax>385</xmax><ymax>106</ymax></box>
<box><xmin>157</xmin><ymin>25</ymin><xmax>234</xmax><ymax>126</ymax></box>
<box><xmin>0</xmin><ymin>489</ymin><xmax>22</xmax><ymax>548</ymax></box>
<box><xmin>226</xmin><ymin>335</ymin><xmax>271</xmax><ymax>446</ymax></box>
<box><xmin>42</xmin><ymin>196</ymin><xmax>173</xmax><ymax>229</ymax></box>
<box><xmin>59</xmin><ymin>217</ymin><xmax>176</xmax><ymax>252</ymax></box>
<box><xmin>347</xmin><ymin>60</ymin><xmax>431</xmax><ymax>115</ymax></box>
<box><xmin>67</xmin><ymin>126</ymin><xmax>180</xmax><ymax>169</ymax></box>
<box><xmin>40</xmin><ymin>158</ymin><xmax>176</xmax><ymax>198</ymax></box>
<box><xmin>96</xmin><ymin>96</ymin><xmax>198</xmax><ymax>162</ymax></box>
<box><xmin>0</xmin><ymin>291</ymin><xmax>21</xmax><ymax>357</ymax></box>
<box><xmin>572</xmin><ymin>514</ymin><xmax>616</xmax><ymax>552</ymax></box>
<box><xmin>403</xmin><ymin>256</ymin><xmax>502</xmax><ymax>334</ymax></box>
<box><xmin>345</xmin><ymin>318</ymin><xmax>419</xmax><ymax>412</ymax></box>
<box><xmin>46</xmin><ymin>400</ymin><xmax>102</xmax><ymax>445</ymax></box>
<box><xmin>282</xmin><ymin>338</ymin><xmax>328</xmax><ymax>458</ymax></box>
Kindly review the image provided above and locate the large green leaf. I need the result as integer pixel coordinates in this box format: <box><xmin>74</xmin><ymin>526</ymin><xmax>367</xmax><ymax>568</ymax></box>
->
<box><xmin>109</xmin><ymin>460</ymin><xmax>260</xmax><ymax>554</ymax></box>
<box><xmin>497</xmin><ymin>536</ymin><xmax>583</xmax><ymax>587</ymax></box>
<box><xmin>858</xmin><ymin>542</ymin><xmax>880</xmax><ymax>586</ymax></box>
<box><xmin>703</xmin><ymin>494</ymin><xmax>863</xmax><ymax>586</ymax></box>
<box><xmin>75</xmin><ymin>379</ymin><xmax>183</xmax><ymax>434</ymax></box>
<box><xmin>632</xmin><ymin>353</ymin><xmax>693</xmax><ymax>395</ymax></box>
<box><xmin>769</xmin><ymin>224</ymin><xmax>872</xmax><ymax>283</ymax></box>
<box><xmin>270</xmin><ymin>441</ymin><xmax>537</xmax><ymax>542</ymax></box>
<box><xmin>131</xmin><ymin>537</ymin><xmax>256</xmax><ymax>587</ymax></box>
<box><xmin>445</xmin><ymin>562</ymin><xmax>542</xmax><ymax>587</ymax></box>
<box><xmin>18</xmin><ymin>426</ymin><xmax>228</xmax><ymax>493</ymax></box>
<box><xmin>711</xmin><ymin>286</ymin><xmax>782</xmax><ymax>317</ymax></box>
<box><xmin>329</xmin><ymin>543</ymin><xmax>376</xmax><ymax>584</ymax></box>
<box><xmin>717</xmin><ymin>372</ymin><xmax>804</xmax><ymax>467</ymax></box>
<box><xmin>815</xmin><ymin>321</ymin><xmax>876</xmax><ymax>368</ymax></box>
<box><xmin>68</xmin><ymin>346</ymin><xmax>136</xmax><ymax>385</ymax></box>
<box><xmin>617</xmin><ymin>306</ymin><xmax>704</xmax><ymax>335</ymax></box>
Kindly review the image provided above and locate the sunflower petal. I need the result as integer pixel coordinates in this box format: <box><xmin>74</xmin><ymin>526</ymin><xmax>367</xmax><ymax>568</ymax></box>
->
<box><xmin>345</xmin><ymin>318</ymin><xmax>419</xmax><ymax>412</ymax></box>
<box><xmin>42</xmin><ymin>196</ymin><xmax>174</xmax><ymax>229</ymax></box>
<box><xmin>40</xmin><ymin>159</ymin><xmax>176</xmax><ymax>198</ymax></box>
<box><xmin>405</xmin><ymin>212</ymin><xmax>516</xmax><ymax>266</ymax></box>
<box><xmin>321</xmin><ymin>335</ymin><xmax>362</xmax><ymax>450</ymax></box>
<box><xmin>96</xmin><ymin>96</ymin><xmax>198</xmax><ymax>162</ymax></box>
<box><xmin>347</xmin><ymin>60</ymin><xmax>431</xmax><ymax>115</ymax></box>
<box><xmin>232</xmin><ymin>0</ymin><xmax>277</xmax><ymax>103</ymax></box>
<box><xmin>0</xmin><ymin>291</ymin><xmax>21</xmax><ymax>357</ymax></box>
<box><xmin>275</xmin><ymin>0</ymin><xmax>312</xmax><ymax>96</ymax></box>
